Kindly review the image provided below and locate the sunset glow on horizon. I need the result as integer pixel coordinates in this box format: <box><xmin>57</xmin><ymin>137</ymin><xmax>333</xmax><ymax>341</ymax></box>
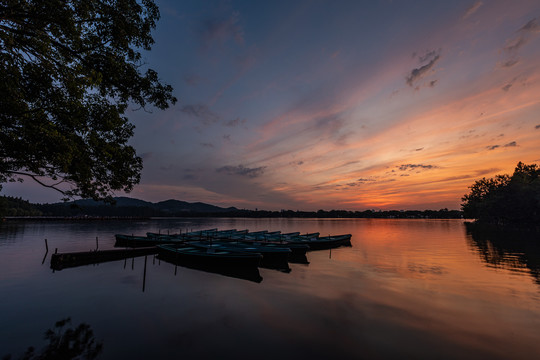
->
<box><xmin>4</xmin><ymin>0</ymin><xmax>540</xmax><ymax>210</ymax></box>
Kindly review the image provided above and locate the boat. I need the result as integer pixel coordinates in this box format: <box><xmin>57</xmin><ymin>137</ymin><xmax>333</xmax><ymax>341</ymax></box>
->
<box><xmin>286</xmin><ymin>234</ymin><xmax>352</xmax><ymax>250</ymax></box>
<box><xmin>157</xmin><ymin>244</ymin><xmax>262</xmax><ymax>268</ymax></box>
<box><xmin>187</xmin><ymin>240</ymin><xmax>291</xmax><ymax>269</ymax></box>
<box><xmin>229</xmin><ymin>233</ymin><xmax>350</xmax><ymax>251</ymax></box>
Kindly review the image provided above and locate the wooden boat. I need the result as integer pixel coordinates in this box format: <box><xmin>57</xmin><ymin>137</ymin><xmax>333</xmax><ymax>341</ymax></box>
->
<box><xmin>187</xmin><ymin>240</ymin><xmax>291</xmax><ymax>268</ymax></box>
<box><xmin>215</xmin><ymin>236</ymin><xmax>309</xmax><ymax>255</ymax></box>
<box><xmin>157</xmin><ymin>244</ymin><xmax>262</xmax><ymax>268</ymax></box>
<box><xmin>286</xmin><ymin>234</ymin><xmax>352</xmax><ymax>250</ymax></box>
<box><xmin>231</xmin><ymin>233</ymin><xmax>350</xmax><ymax>251</ymax></box>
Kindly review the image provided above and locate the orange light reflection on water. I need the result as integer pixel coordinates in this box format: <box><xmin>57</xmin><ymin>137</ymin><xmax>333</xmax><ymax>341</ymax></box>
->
<box><xmin>255</xmin><ymin>219</ymin><xmax>540</xmax><ymax>359</ymax></box>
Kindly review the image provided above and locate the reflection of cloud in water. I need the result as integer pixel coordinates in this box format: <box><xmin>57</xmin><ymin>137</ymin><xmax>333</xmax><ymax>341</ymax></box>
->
<box><xmin>465</xmin><ymin>222</ymin><xmax>540</xmax><ymax>286</ymax></box>
<box><xmin>408</xmin><ymin>263</ymin><xmax>446</xmax><ymax>276</ymax></box>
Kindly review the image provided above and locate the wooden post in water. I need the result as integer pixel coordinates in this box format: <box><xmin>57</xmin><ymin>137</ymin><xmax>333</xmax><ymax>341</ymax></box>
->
<box><xmin>174</xmin><ymin>248</ymin><xmax>178</xmax><ymax>275</ymax></box>
<box><xmin>131</xmin><ymin>257</ymin><xmax>134</xmax><ymax>270</ymax></box>
<box><xmin>42</xmin><ymin>239</ymin><xmax>49</xmax><ymax>265</ymax></box>
<box><xmin>142</xmin><ymin>255</ymin><xmax>148</xmax><ymax>292</ymax></box>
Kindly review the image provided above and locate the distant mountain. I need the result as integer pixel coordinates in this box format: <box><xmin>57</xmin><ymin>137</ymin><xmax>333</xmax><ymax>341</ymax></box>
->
<box><xmin>154</xmin><ymin>199</ymin><xmax>237</xmax><ymax>213</ymax></box>
<box><xmin>52</xmin><ymin>197</ymin><xmax>238</xmax><ymax>215</ymax></box>
<box><xmin>71</xmin><ymin>197</ymin><xmax>153</xmax><ymax>208</ymax></box>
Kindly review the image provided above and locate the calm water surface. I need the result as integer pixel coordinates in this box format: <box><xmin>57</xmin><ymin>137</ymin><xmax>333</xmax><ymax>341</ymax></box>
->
<box><xmin>1</xmin><ymin>218</ymin><xmax>539</xmax><ymax>359</ymax></box>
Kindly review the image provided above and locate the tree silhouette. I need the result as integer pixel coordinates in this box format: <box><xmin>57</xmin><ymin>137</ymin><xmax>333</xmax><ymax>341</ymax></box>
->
<box><xmin>2</xmin><ymin>317</ymin><xmax>102</xmax><ymax>360</ymax></box>
<box><xmin>0</xmin><ymin>0</ymin><xmax>176</xmax><ymax>201</ymax></box>
<box><xmin>462</xmin><ymin>162</ymin><xmax>540</xmax><ymax>225</ymax></box>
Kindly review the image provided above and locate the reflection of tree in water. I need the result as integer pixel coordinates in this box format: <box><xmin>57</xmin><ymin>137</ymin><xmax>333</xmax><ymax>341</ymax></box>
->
<box><xmin>465</xmin><ymin>222</ymin><xmax>540</xmax><ymax>286</ymax></box>
<box><xmin>2</xmin><ymin>318</ymin><xmax>102</xmax><ymax>360</ymax></box>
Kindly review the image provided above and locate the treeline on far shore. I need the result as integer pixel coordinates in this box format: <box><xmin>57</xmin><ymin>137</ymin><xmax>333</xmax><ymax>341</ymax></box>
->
<box><xmin>0</xmin><ymin>195</ymin><xmax>462</xmax><ymax>219</ymax></box>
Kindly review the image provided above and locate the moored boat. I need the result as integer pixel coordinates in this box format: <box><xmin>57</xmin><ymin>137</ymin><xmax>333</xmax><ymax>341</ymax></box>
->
<box><xmin>286</xmin><ymin>234</ymin><xmax>352</xmax><ymax>250</ymax></box>
<box><xmin>187</xmin><ymin>240</ymin><xmax>291</xmax><ymax>268</ymax></box>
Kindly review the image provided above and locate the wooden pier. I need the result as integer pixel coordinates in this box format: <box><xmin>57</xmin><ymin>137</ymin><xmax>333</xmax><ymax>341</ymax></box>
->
<box><xmin>50</xmin><ymin>247</ymin><xmax>159</xmax><ymax>270</ymax></box>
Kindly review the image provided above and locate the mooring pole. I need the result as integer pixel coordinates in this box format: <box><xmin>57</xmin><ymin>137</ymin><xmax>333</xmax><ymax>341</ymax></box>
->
<box><xmin>142</xmin><ymin>255</ymin><xmax>148</xmax><ymax>292</ymax></box>
<box><xmin>174</xmin><ymin>248</ymin><xmax>178</xmax><ymax>275</ymax></box>
<box><xmin>42</xmin><ymin>239</ymin><xmax>49</xmax><ymax>265</ymax></box>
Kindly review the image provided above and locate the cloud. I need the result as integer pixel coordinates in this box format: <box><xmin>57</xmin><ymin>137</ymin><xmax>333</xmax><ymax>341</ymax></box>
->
<box><xmin>200</xmin><ymin>143</ymin><xmax>214</xmax><ymax>148</ymax></box>
<box><xmin>520</xmin><ymin>18</ymin><xmax>540</xmax><ymax>33</ymax></box>
<box><xmin>486</xmin><ymin>142</ymin><xmax>517</xmax><ymax>150</ymax></box>
<box><xmin>216</xmin><ymin>164</ymin><xmax>266</xmax><ymax>178</ymax></box>
<box><xmin>357</xmin><ymin>178</ymin><xmax>376</xmax><ymax>183</ymax></box>
<box><xmin>461</xmin><ymin>1</ymin><xmax>483</xmax><ymax>20</ymax></box>
<box><xmin>224</xmin><ymin>117</ymin><xmax>247</xmax><ymax>127</ymax></box>
<box><xmin>398</xmin><ymin>164</ymin><xmax>437</xmax><ymax>171</ymax></box>
<box><xmin>200</xmin><ymin>11</ymin><xmax>244</xmax><ymax>49</ymax></box>
<box><xmin>418</xmin><ymin>49</ymin><xmax>439</xmax><ymax>63</ymax></box>
<box><xmin>342</xmin><ymin>177</ymin><xmax>377</xmax><ymax>188</ymax></box>
<box><xmin>503</xmin><ymin>18</ymin><xmax>540</xmax><ymax>54</ymax></box>
<box><xmin>504</xmin><ymin>36</ymin><xmax>528</xmax><ymax>53</ymax></box>
<box><xmin>501</xmin><ymin>83</ymin><xmax>512</xmax><ymax>92</ymax></box>
<box><xmin>313</xmin><ymin>114</ymin><xmax>350</xmax><ymax>144</ymax></box>
<box><xmin>498</xmin><ymin>59</ymin><xmax>519</xmax><ymax>68</ymax></box>
<box><xmin>180</xmin><ymin>104</ymin><xmax>220</xmax><ymax>125</ymax></box>
<box><xmin>535</xmin><ymin>124</ymin><xmax>540</xmax><ymax>129</ymax></box>
<box><xmin>406</xmin><ymin>50</ymin><xmax>441</xmax><ymax>87</ymax></box>
<box><xmin>501</xmin><ymin>77</ymin><xmax>518</xmax><ymax>92</ymax></box>
<box><xmin>475</xmin><ymin>168</ymin><xmax>501</xmax><ymax>176</ymax></box>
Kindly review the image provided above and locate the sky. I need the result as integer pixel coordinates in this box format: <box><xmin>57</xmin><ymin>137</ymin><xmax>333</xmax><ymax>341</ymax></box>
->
<box><xmin>3</xmin><ymin>0</ymin><xmax>540</xmax><ymax>211</ymax></box>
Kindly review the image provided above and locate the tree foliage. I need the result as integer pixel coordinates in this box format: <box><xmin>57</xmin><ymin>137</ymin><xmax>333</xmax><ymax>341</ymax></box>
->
<box><xmin>0</xmin><ymin>0</ymin><xmax>176</xmax><ymax>201</ymax></box>
<box><xmin>462</xmin><ymin>162</ymin><xmax>540</xmax><ymax>225</ymax></box>
<box><xmin>3</xmin><ymin>317</ymin><xmax>102</xmax><ymax>360</ymax></box>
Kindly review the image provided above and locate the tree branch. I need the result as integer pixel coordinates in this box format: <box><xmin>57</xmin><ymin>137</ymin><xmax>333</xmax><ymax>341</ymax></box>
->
<box><xmin>7</xmin><ymin>170</ymin><xmax>69</xmax><ymax>195</ymax></box>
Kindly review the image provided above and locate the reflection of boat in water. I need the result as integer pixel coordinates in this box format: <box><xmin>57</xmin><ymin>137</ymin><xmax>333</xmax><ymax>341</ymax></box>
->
<box><xmin>465</xmin><ymin>222</ymin><xmax>540</xmax><ymax>285</ymax></box>
<box><xmin>157</xmin><ymin>244</ymin><xmax>262</xmax><ymax>267</ymax></box>
<box><xmin>157</xmin><ymin>245</ymin><xmax>263</xmax><ymax>283</ymax></box>
<box><xmin>288</xmin><ymin>252</ymin><xmax>309</xmax><ymax>265</ymax></box>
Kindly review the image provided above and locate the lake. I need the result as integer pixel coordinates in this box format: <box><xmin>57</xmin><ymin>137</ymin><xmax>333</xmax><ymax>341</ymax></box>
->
<box><xmin>1</xmin><ymin>218</ymin><xmax>539</xmax><ymax>359</ymax></box>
